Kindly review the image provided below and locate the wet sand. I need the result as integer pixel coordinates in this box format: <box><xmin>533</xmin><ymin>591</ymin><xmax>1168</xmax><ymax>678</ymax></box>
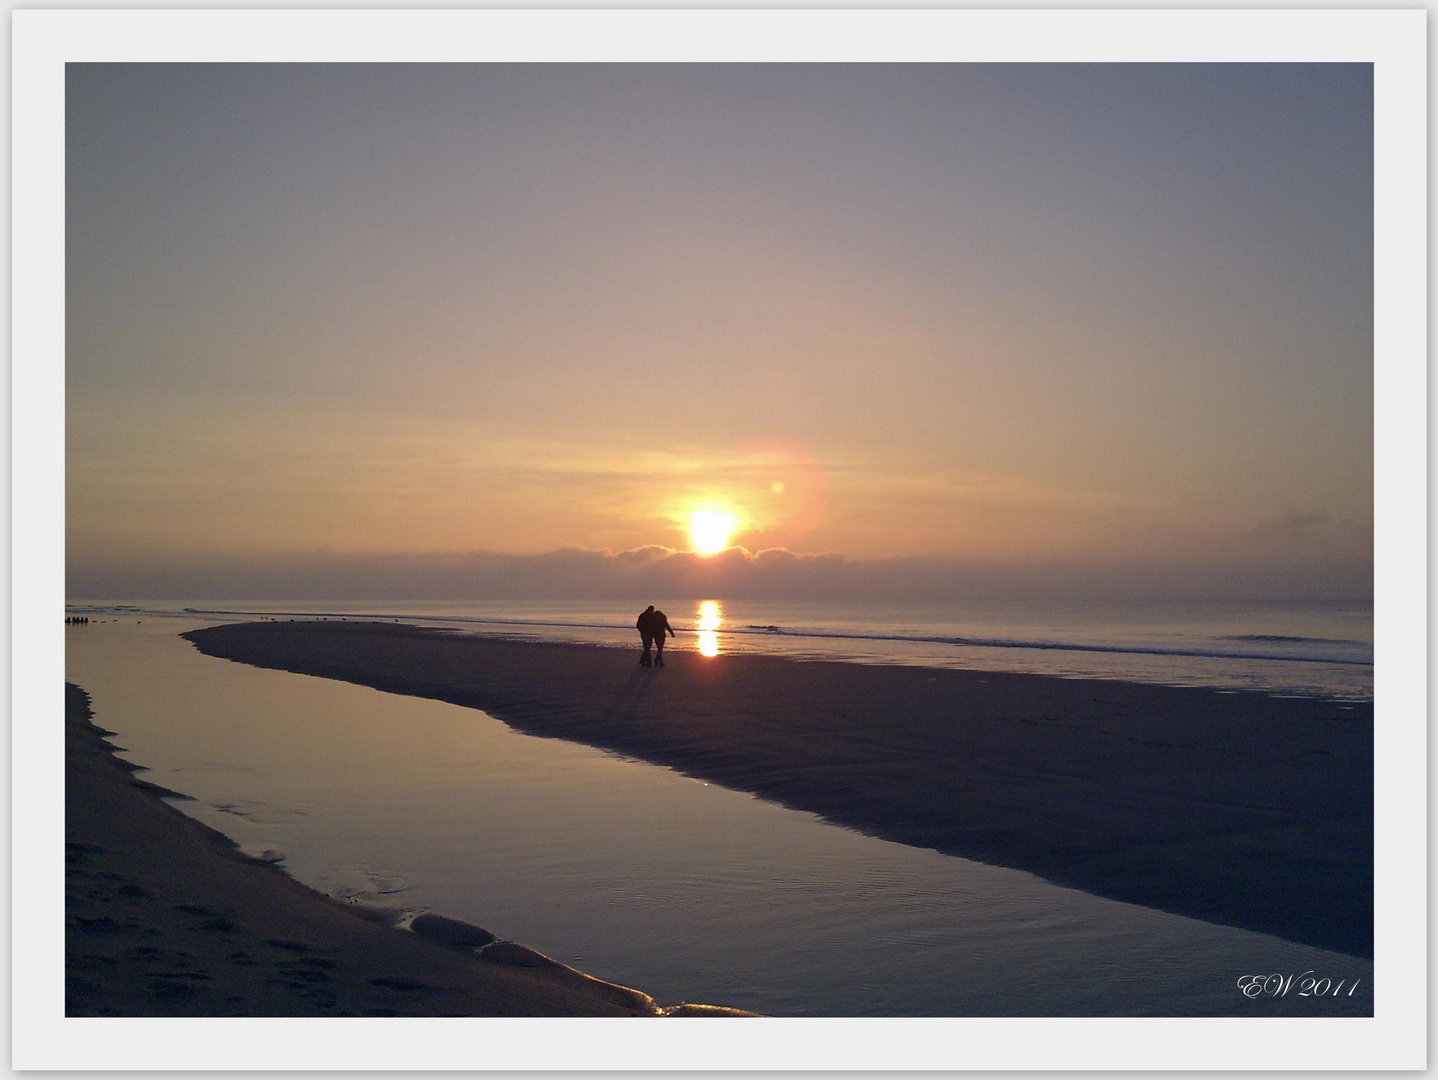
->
<box><xmin>184</xmin><ymin>621</ymin><xmax>1373</xmax><ymax>960</ymax></box>
<box><xmin>65</xmin><ymin>682</ymin><xmax>753</xmax><ymax>1016</ymax></box>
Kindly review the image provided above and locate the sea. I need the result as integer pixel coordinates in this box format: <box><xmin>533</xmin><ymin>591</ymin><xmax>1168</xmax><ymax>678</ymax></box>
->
<box><xmin>64</xmin><ymin>598</ymin><xmax>1373</xmax><ymax>1016</ymax></box>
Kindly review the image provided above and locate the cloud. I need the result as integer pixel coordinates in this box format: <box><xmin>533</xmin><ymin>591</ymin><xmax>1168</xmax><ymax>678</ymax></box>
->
<box><xmin>1268</xmin><ymin>511</ymin><xmax>1331</xmax><ymax>532</ymax></box>
<box><xmin>68</xmin><ymin>543</ymin><xmax>1372</xmax><ymax>603</ymax></box>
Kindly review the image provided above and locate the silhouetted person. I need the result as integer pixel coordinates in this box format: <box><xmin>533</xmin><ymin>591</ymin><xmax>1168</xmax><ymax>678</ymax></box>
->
<box><xmin>651</xmin><ymin>608</ymin><xmax>675</xmax><ymax>666</ymax></box>
<box><xmin>637</xmin><ymin>605</ymin><xmax>657</xmax><ymax>666</ymax></box>
<box><xmin>636</xmin><ymin>605</ymin><xmax>676</xmax><ymax>667</ymax></box>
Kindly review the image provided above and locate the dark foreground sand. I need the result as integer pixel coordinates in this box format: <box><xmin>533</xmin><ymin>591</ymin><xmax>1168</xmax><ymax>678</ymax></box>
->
<box><xmin>184</xmin><ymin>621</ymin><xmax>1373</xmax><ymax>960</ymax></box>
<box><xmin>65</xmin><ymin>682</ymin><xmax>754</xmax><ymax>1016</ymax></box>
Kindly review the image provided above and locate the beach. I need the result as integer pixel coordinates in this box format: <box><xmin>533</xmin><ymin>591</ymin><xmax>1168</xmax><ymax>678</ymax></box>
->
<box><xmin>183</xmin><ymin>621</ymin><xmax>1373</xmax><ymax>960</ymax></box>
<box><xmin>65</xmin><ymin>681</ymin><xmax>753</xmax><ymax>1016</ymax></box>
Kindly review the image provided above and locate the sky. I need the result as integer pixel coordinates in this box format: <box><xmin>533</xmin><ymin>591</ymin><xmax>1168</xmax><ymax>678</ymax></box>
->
<box><xmin>66</xmin><ymin>63</ymin><xmax>1373</xmax><ymax>600</ymax></box>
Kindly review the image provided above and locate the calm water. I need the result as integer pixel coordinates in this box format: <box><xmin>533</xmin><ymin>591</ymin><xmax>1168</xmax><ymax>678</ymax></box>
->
<box><xmin>65</xmin><ymin>614</ymin><xmax>1373</xmax><ymax>1016</ymax></box>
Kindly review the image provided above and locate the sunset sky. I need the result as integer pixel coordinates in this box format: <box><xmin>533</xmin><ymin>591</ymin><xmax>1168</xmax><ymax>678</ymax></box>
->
<box><xmin>66</xmin><ymin>63</ymin><xmax>1373</xmax><ymax>599</ymax></box>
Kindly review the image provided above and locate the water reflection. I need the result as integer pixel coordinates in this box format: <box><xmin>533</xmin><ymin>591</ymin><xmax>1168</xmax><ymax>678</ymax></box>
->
<box><xmin>696</xmin><ymin>600</ymin><xmax>723</xmax><ymax>657</ymax></box>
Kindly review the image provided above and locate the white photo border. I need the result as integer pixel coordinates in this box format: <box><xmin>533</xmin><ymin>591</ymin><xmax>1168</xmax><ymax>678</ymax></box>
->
<box><xmin>14</xmin><ymin>7</ymin><xmax>1424</xmax><ymax>1071</ymax></box>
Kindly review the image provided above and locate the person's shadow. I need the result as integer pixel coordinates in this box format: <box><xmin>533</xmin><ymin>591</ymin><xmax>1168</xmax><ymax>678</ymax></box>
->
<box><xmin>601</xmin><ymin>665</ymin><xmax>655</xmax><ymax>726</ymax></box>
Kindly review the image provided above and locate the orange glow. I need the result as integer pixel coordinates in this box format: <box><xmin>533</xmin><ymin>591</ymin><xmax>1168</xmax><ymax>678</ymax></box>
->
<box><xmin>689</xmin><ymin>509</ymin><xmax>739</xmax><ymax>556</ymax></box>
<box><xmin>732</xmin><ymin>436</ymin><xmax>826</xmax><ymax>551</ymax></box>
<box><xmin>696</xmin><ymin>600</ymin><xmax>722</xmax><ymax>657</ymax></box>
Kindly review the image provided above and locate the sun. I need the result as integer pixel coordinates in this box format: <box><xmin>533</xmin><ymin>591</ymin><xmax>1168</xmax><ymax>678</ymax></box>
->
<box><xmin>689</xmin><ymin>509</ymin><xmax>739</xmax><ymax>556</ymax></box>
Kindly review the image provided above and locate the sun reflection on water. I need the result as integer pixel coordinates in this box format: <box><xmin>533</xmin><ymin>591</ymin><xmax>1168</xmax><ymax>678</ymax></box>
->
<box><xmin>696</xmin><ymin>600</ymin><xmax>723</xmax><ymax>657</ymax></box>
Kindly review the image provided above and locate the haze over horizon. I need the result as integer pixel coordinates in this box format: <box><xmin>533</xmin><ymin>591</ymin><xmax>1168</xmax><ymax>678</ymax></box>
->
<box><xmin>67</xmin><ymin>63</ymin><xmax>1373</xmax><ymax>602</ymax></box>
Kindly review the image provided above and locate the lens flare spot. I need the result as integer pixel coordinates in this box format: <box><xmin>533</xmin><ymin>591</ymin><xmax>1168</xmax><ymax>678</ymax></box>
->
<box><xmin>770</xmin><ymin>480</ymin><xmax>785</xmax><ymax>494</ymax></box>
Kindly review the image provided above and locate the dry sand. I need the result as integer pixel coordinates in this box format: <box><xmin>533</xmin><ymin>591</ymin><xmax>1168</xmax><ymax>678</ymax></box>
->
<box><xmin>65</xmin><ymin>682</ymin><xmax>754</xmax><ymax>1016</ymax></box>
<box><xmin>184</xmin><ymin>621</ymin><xmax>1373</xmax><ymax>960</ymax></box>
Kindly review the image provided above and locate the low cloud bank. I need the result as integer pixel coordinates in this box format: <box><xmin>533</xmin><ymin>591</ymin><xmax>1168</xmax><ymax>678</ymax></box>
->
<box><xmin>69</xmin><ymin>545</ymin><xmax>1372</xmax><ymax>602</ymax></box>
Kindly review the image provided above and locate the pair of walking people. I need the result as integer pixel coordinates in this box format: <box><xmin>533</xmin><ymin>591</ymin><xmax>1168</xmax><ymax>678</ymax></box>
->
<box><xmin>636</xmin><ymin>605</ymin><xmax>674</xmax><ymax>667</ymax></box>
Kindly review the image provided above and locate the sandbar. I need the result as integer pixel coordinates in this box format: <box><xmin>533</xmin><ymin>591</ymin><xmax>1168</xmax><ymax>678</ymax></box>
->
<box><xmin>182</xmin><ymin>621</ymin><xmax>1373</xmax><ymax>959</ymax></box>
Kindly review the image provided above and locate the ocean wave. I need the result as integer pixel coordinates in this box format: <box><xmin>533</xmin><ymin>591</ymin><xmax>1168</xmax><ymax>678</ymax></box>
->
<box><xmin>1220</xmin><ymin>634</ymin><xmax>1367</xmax><ymax>646</ymax></box>
<box><xmin>734</xmin><ymin>624</ymin><xmax>1373</xmax><ymax>667</ymax></box>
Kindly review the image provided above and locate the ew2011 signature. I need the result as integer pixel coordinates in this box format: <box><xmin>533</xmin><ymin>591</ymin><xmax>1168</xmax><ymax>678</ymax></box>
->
<box><xmin>1237</xmin><ymin>972</ymin><xmax>1361</xmax><ymax>999</ymax></box>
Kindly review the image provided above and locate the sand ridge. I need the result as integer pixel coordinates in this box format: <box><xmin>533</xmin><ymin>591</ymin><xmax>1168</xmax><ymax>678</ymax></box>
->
<box><xmin>183</xmin><ymin>621</ymin><xmax>1374</xmax><ymax>959</ymax></box>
